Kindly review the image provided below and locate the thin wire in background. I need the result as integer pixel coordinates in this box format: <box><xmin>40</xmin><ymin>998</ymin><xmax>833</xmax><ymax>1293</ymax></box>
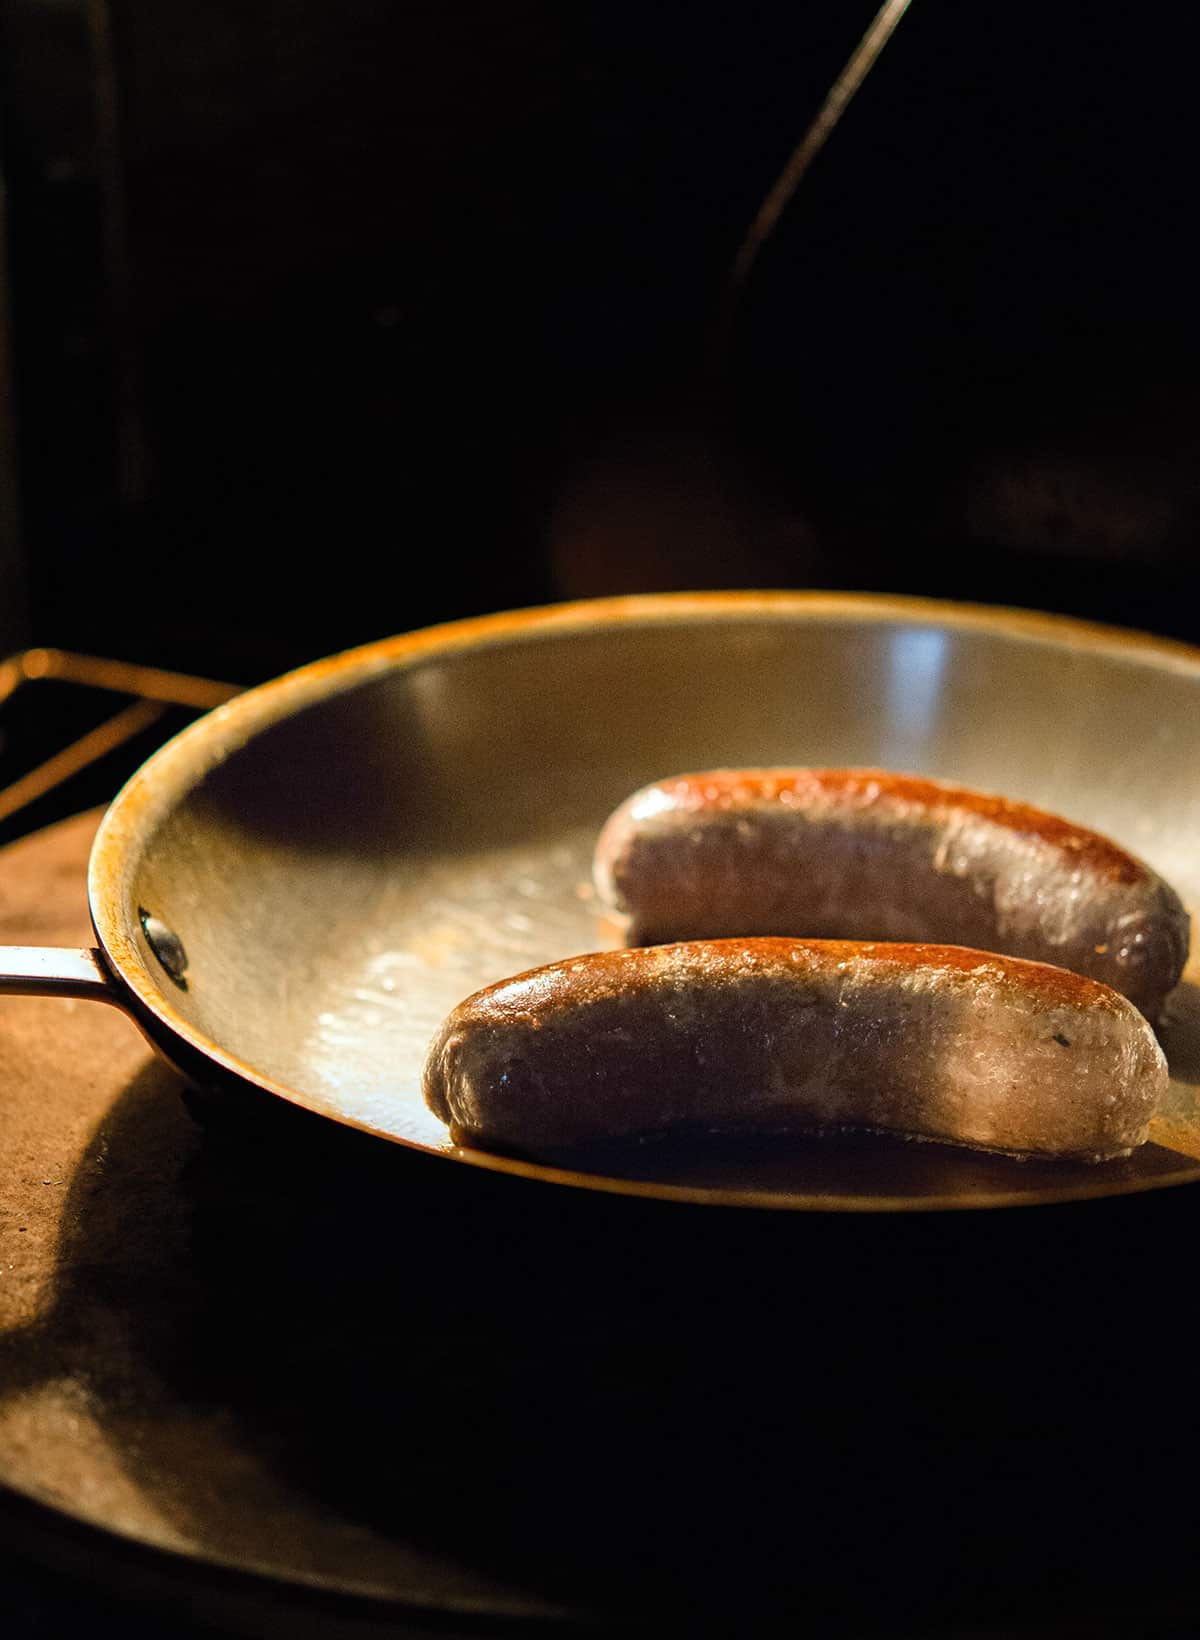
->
<box><xmin>711</xmin><ymin>0</ymin><xmax>915</xmax><ymax>372</ymax></box>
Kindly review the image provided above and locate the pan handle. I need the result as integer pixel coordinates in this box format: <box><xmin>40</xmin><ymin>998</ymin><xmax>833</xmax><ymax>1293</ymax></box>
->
<box><xmin>0</xmin><ymin>946</ymin><xmax>124</xmax><ymax>1005</ymax></box>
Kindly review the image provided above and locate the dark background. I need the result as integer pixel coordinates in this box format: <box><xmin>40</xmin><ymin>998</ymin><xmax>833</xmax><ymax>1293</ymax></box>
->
<box><xmin>2</xmin><ymin>0</ymin><xmax>1198</xmax><ymax>691</ymax></box>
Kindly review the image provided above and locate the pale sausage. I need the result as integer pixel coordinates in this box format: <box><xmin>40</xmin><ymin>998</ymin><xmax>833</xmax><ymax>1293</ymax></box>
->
<box><xmin>423</xmin><ymin>938</ymin><xmax>1166</xmax><ymax>1161</ymax></box>
<box><xmin>593</xmin><ymin>769</ymin><xmax>1190</xmax><ymax>1019</ymax></box>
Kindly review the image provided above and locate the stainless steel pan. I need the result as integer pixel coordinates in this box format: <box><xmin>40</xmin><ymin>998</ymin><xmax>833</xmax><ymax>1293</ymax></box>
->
<box><xmin>4</xmin><ymin>590</ymin><xmax>1199</xmax><ymax>1210</ymax></box>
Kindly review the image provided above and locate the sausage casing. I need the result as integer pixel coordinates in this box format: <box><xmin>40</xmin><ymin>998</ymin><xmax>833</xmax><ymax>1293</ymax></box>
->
<box><xmin>422</xmin><ymin>939</ymin><xmax>1167</xmax><ymax>1161</ymax></box>
<box><xmin>593</xmin><ymin>769</ymin><xmax>1190</xmax><ymax>1019</ymax></box>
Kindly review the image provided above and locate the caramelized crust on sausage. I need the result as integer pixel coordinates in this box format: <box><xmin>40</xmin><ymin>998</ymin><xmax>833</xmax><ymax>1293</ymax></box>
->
<box><xmin>423</xmin><ymin>938</ymin><xmax>1167</xmax><ymax>1161</ymax></box>
<box><xmin>593</xmin><ymin>769</ymin><xmax>1190</xmax><ymax>1019</ymax></box>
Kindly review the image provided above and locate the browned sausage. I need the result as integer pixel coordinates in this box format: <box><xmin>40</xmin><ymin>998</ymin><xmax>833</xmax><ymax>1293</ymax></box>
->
<box><xmin>593</xmin><ymin>769</ymin><xmax>1190</xmax><ymax>1019</ymax></box>
<box><xmin>423</xmin><ymin>939</ymin><xmax>1166</xmax><ymax>1161</ymax></box>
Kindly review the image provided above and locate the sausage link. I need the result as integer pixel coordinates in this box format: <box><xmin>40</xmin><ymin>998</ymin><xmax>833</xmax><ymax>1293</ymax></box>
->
<box><xmin>593</xmin><ymin>769</ymin><xmax>1190</xmax><ymax>1019</ymax></box>
<box><xmin>423</xmin><ymin>939</ymin><xmax>1166</xmax><ymax>1161</ymax></box>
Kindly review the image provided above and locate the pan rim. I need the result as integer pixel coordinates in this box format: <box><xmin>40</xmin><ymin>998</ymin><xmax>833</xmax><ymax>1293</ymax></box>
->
<box><xmin>85</xmin><ymin>588</ymin><xmax>1200</xmax><ymax>1212</ymax></box>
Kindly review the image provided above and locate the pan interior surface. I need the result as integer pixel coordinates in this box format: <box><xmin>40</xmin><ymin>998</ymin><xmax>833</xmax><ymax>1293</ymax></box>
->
<box><xmin>93</xmin><ymin>596</ymin><xmax>1200</xmax><ymax>1207</ymax></box>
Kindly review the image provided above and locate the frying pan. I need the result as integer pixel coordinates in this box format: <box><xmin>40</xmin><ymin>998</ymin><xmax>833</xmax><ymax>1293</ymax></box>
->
<box><xmin>3</xmin><ymin>590</ymin><xmax>1199</xmax><ymax>1211</ymax></box>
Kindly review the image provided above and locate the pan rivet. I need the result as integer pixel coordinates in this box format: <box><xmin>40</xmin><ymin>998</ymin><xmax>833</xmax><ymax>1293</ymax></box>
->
<box><xmin>139</xmin><ymin>909</ymin><xmax>189</xmax><ymax>989</ymax></box>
